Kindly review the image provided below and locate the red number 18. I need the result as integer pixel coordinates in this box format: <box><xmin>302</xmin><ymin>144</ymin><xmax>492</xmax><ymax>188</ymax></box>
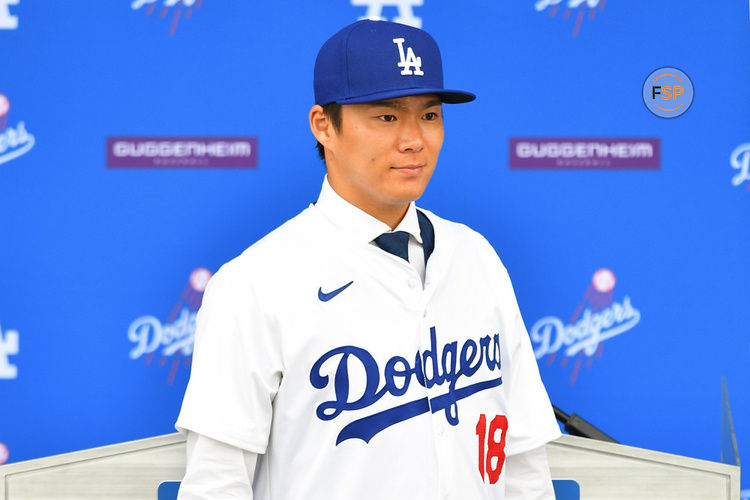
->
<box><xmin>475</xmin><ymin>414</ymin><xmax>508</xmax><ymax>484</ymax></box>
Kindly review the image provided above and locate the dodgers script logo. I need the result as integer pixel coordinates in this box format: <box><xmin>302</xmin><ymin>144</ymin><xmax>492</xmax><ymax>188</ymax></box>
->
<box><xmin>0</xmin><ymin>320</ymin><xmax>19</xmax><ymax>380</ymax></box>
<box><xmin>730</xmin><ymin>143</ymin><xmax>750</xmax><ymax>191</ymax></box>
<box><xmin>351</xmin><ymin>0</ymin><xmax>423</xmax><ymax>29</ymax></box>
<box><xmin>128</xmin><ymin>267</ymin><xmax>211</xmax><ymax>384</ymax></box>
<box><xmin>530</xmin><ymin>268</ymin><xmax>640</xmax><ymax>384</ymax></box>
<box><xmin>131</xmin><ymin>0</ymin><xmax>201</xmax><ymax>36</ymax></box>
<box><xmin>535</xmin><ymin>0</ymin><xmax>605</xmax><ymax>38</ymax></box>
<box><xmin>310</xmin><ymin>327</ymin><xmax>503</xmax><ymax>444</ymax></box>
<box><xmin>0</xmin><ymin>94</ymin><xmax>35</xmax><ymax>166</ymax></box>
<box><xmin>0</xmin><ymin>0</ymin><xmax>18</xmax><ymax>29</ymax></box>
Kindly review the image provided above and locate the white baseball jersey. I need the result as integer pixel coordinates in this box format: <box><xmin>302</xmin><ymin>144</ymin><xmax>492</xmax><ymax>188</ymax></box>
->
<box><xmin>176</xmin><ymin>176</ymin><xmax>560</xmax><ymax>499</ymax></box>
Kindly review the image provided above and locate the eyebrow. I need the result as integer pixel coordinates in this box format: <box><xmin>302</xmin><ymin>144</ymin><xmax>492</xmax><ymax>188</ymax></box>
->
<box><xmin>366</xmin><ymin>98</ymin><xmax>443</xmax><ymax>110</ymax></box>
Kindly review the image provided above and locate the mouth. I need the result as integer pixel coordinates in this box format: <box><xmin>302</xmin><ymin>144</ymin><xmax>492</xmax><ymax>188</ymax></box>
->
<box><xmin>391</xmin><ymin>164</ymin><xmax>425</xmax><ymax>176</ymax></box>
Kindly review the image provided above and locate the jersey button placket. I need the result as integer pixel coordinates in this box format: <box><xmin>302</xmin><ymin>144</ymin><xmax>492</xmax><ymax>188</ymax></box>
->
<box><xmin>418</xmin><ymin>292</ymin><xmax>453</xmax><ymax>499</ymax></box>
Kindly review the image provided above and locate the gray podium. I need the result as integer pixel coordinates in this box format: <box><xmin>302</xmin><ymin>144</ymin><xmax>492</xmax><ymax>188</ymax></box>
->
<box><xmin>0</xmin><ymin>433</ymin><xmax>740</xmax><ymax>499</ymax></box>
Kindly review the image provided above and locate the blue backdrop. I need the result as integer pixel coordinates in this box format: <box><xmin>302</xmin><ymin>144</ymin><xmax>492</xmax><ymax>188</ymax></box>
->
<box><xmin>1</xmin><ymin>0</ymin><xmax>748</xmax><ymax>494</ymax></box>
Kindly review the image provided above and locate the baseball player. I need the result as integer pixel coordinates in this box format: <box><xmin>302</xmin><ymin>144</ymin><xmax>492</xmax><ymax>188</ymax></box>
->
<box><xmin>176</xmin><ymin>19</ymin><xmax>561</xmax><ymax>499</ymax></box>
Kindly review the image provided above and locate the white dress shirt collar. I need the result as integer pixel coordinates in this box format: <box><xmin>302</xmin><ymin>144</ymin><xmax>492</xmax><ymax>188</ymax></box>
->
<box><xmin>314</xmin><ymin>174</ymin><xmax>423</xmax><ymax>245</ymax></box>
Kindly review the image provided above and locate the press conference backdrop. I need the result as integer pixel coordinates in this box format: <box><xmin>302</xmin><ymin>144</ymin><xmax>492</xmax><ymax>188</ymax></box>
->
<box><xmin>1</xmin><ymin>0</ymin><xmax>748</xmax><ymax>494</ymax></box>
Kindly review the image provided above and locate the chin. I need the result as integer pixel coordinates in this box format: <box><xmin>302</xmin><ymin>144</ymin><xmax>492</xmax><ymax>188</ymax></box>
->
<box><xmin>389</xmin><ymin>184</ymin><xmax>428</xmax><ymax>204</ymax></box>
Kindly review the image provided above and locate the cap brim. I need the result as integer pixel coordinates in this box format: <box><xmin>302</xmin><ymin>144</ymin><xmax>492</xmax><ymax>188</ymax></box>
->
<box><xmin>332</xmin><ymin>87</ymin><xmax>475</xmax><ymax>105</ymax></box>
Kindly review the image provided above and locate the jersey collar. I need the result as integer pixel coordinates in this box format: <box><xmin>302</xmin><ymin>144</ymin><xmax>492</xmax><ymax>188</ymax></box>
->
<box><xmin>314</xmin><ymin>174</ymin><xmax>423</xmax><ymax>245</ymax></box>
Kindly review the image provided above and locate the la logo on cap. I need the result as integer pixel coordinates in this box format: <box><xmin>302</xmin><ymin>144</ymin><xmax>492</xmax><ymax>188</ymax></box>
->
<box><xmin>392</xmin><ymin>38</ymin><xmax>423</xmax><ymax>76</ymax></box>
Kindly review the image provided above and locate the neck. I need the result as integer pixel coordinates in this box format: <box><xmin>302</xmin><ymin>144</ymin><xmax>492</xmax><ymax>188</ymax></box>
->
<box><xmin>327</xmin><ymin>176</ymin><xmax>410</xmax><ymax>230</ymax></box>
<box><xmin>360</xmin><ymin>200</ymin><xmax>410</xmax><ymax>230</ymax></box>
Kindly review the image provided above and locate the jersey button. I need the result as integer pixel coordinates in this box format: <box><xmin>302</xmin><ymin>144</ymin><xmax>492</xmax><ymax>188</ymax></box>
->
<box><xmin>408</xmin><ymin>278</ymin><xmax>417</xmax><ymax>289</ymax></box>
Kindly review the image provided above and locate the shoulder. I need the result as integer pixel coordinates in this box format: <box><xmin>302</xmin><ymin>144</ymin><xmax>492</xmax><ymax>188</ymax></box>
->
<box><xmin>205</xmin><ymin>206</ymin><xmax>323</xmax><ymax>295</ymax></box>
<box><xmin>417</xmin><ymin>207</ymin><xmax>507</xmax><ymax>271</ymax></box>
<box><xmin>242</xmin><ymin>205</ymin><xmax>322</xmax><ymax>260</ymax></box>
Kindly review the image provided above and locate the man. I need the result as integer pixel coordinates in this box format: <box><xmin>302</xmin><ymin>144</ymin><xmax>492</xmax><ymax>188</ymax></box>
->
<box><xmin>176</xmin><ymin>19</ymin><xmax>560</xmax><ymax>499</ymax></box>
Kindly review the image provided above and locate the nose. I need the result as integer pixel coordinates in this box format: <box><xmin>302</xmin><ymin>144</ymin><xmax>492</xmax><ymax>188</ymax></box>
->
<box><xmin>397</xmin><ymin>117</ymin><xmax>424</xmax><ymax>153</ymax></box>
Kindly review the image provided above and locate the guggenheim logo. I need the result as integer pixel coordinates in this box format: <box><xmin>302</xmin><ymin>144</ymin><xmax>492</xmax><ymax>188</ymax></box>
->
<box><xmin>106</xmin><ymin>136</ymin><xmax>258</xmax><ymax>169</ymax></box>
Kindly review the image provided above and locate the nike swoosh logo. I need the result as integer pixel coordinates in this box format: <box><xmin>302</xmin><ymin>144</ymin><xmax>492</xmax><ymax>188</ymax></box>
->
<box><xmin>318</xmin><ymin>281</ymin><xmax>354</xmax><ymax>302</ymax></box>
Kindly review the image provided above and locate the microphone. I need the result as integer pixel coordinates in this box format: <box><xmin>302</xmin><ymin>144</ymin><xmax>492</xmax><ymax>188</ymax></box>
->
<box><xmin>553</xmin><ymin>405</ymin><xmax>618</xmax><ymax>443</ymax></box>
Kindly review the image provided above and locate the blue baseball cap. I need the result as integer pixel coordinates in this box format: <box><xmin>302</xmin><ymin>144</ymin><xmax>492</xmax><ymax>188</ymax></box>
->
<box><xmin>314</xmin><ymin>20</ymin><xmax>476</xmax><ymax>106</ymax></box>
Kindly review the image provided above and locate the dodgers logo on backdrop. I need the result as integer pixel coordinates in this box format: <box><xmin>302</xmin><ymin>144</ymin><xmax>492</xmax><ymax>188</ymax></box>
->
<box><xmin>310</xmin><ymin>327</ymin><xmax>503</xmax><ymax>444</ymax></box>
<box><xmin>0</xmin><ymin>0</ymin><xmax>18</xmax><ymax>29</ymax></box>
<box><xmin>131</xmin><ymin>0</ymin><xmax>201</xmax><ymax>36</ymax></box>
<box><xmin>0</xmin><ymin>94</ymin><xmax>35</xmax><ymax>166</ymax></box>
<box><xmin>530</xmin><ymin>268</ymin><xmax>641</xmax><ymax>384</ymax></box>
<box><xmin>351</xmin><ymin>0</ymin><xmax>423</xmax><ymax>28</ymax></box>
<box><xmin>535</xmin><ymin>0</ymin><xmax>604</xmax><ymax>38</ymax></box>
<box><xmin>0</xmin><ymin>320</ymin><xmax>19</xmax><ymax>380</ymax></box>
<box><xmin>730</xmin><ymin>143</ymin><xmax>750</xmax><ymax>191</ymax></box>
<box><xmin>127</xmin><ymin>268</ymin><xmax>212</xmax><ymax>385</ymax></box>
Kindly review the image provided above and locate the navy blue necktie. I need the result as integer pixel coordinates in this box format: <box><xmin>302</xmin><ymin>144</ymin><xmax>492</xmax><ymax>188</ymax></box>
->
<box><xmin>374</xmin><ymin>231</ymin><xmax>410</xmax><ymax>261</ymax></box>
<box><xmin>373</xmin><ymin>210</ymin><xmax>435</xmax><ymax>264</ymax></box>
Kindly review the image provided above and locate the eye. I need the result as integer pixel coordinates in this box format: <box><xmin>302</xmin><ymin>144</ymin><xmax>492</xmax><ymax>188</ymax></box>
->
<box><xmin>378</xmin><ymin>114</ymin><xmax>397</xmax><ymax>122</ymax></box>
<box><xmin>423</xmin><ymin>112</ymin><xmax>440</xmax><ymax>121</ymax></box>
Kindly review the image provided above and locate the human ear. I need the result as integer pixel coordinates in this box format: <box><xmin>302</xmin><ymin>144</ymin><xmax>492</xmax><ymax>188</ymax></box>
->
<box><xmin>309</xmin><ymin>105</ymin><xmax>334</xmax><ymax>147</ymax></box>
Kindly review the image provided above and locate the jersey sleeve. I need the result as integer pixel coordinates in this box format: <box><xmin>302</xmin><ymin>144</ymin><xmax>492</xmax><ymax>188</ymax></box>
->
<box><xmin>175</xmin><ymin>258</ymin><xmax>282</xmax><ymax>454</ymax></box>
<box><xmin>473</xmin><ymin>232</ymin><xmax>562</xmax><ymax>456</ymax></box>
<box><xmin>178</xmin><ymin>431</ymin><xmax>258</xmax><ymax>499</ymax></box>
<box><xmin>501</xmin><ymin>284</ymin><xmax>561</xmax><ymax>456</ymax></box>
